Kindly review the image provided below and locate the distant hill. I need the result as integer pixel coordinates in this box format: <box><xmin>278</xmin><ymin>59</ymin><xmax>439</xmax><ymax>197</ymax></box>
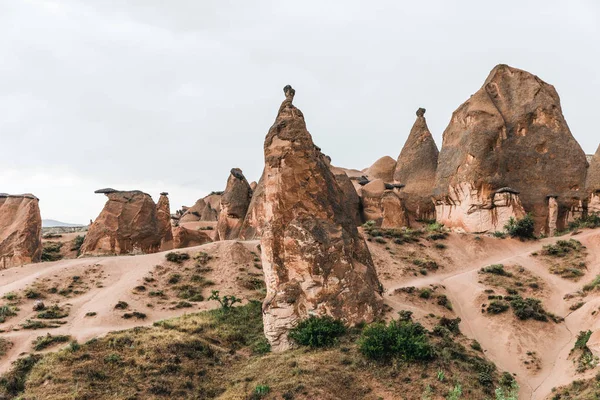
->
<box><xmin>42</xmin><ymin>219</ymin><xmax>84</xmax><ymax>228</ymax></box>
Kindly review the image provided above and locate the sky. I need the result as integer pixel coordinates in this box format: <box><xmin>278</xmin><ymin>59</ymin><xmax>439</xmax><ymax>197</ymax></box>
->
<box><xmin>1</xmin><ymin>0</ymin><xmax>599</xmax><ymax>224</ymax></box>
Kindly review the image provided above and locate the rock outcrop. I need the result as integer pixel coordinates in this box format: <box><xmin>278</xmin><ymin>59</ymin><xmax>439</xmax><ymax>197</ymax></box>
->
<box><xmin>434</xmin><ymin>64</ymin><xmax>587</xmax><ymax>234</ymax></box>
<box><xmin>0</xmin><ymin>194</ymin><xmax>42</xmax><ymax>268</ymax></box>
<box><xmin>334</xmin><ymin>172</ymin><xmax>362</xmax><ymax>226</ymax></box>
<box><xmin>393</xmin><ymin>108</ymin><xmax>439</xmax><ymax>223</ymax></box>
<box><xmin>172</xmin><ymin>226</ymin><xmax>212</xmax><ymax>249</ymax></box>
<box><xmin>217</xmin><ymin>168</ymin><xmax>252</xmax><ymax>241</ymax></box>
<box><xmin>179</xmin><ymin>193</ymin><xmax>221</xmax><ymax>223</ymax></box>
<box><xmin>260</xmin><ymin>85</ymin><xmax>383</xmax><ymax>351</ymax></box>
<box><xmin>587</xmin><ymin>145</ymin><xmax>600</xmax><ymax>213</ymax></box>
<box><xmin>363</xmin><ymin>156</ymin><xmax>396</xmax><ymax>182</ymax></box>
<box><xmin>239</xmin><ymin>174</ymin><xmax>265</xmax><ymax>240</ymax></box>
<box><xmin>156</xmin><ymin>192</ymin><xmax>173</xmax><ymax>250</ymax></box>
<box><xmin>359</xmin><ymin>179</ymin><xmax>408</xmax><ymax>227</ymax></box>
<box><xmin>80</xmin><ymin>189</ymin><xmax>164</xmax><ymax>255</ymax></box>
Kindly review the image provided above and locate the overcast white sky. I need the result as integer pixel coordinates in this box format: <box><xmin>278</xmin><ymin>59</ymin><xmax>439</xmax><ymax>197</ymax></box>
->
<box><xmin>1</xmin><ymin>0</ymin><xmax>598</xmax><ymax>223</ymax></box>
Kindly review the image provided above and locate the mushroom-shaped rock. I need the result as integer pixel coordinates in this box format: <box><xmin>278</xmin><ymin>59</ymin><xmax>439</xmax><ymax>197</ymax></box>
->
<box><xmin>587</xmin><ymin>145</ymin><xmax>600</xmax><ymax>213</ymax></box>
<box><xmin>393</xmin><ymin>108</ymin><xmax>439</xmax><ymax>223</ymax></box>
<box><xmin>156</xmin><ymin>193</ymin><xmax>174</xmax><ymax>251</ymax></box>
<box><xmin>364</xmin><ymin>156</ymin><xmax>396</xmax><ymax>182</ymax></box>
<box><xmin>216</xmin><ymin>168</ymin><xmax>252</xmax><ymax>240</ymax></box>
<box><xmin>433</xmin><ymin>64</ymin><xmax>587</xmax><ymax>234</ymax></box>
<box><xmin>80</xmin><ymin>190</ymin><xmax>164</xmax><ymax>255</ymax></box>
<box><xmin>259</xmin><ymin>86</ymin><xmax>383</xmax><ymax>351</ymax></box>
<box><xmin>0</xmin><ymin>194</ymin><xmax>42</xmax><ymax>268</ymax></box>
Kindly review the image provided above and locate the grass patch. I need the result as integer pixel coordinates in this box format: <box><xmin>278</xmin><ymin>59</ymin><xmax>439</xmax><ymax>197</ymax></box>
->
<box><xmin>165</xmin><ymin>252</ymin><xmax>190</xmax><ymax>264</ymax></box>
<box><xmin>0</xmin><ymin>305</ymin><xmax>18</xmax><ymax>323</ymax></box>
<box><xmin>41</xmin><ymin>242</ymin><xmax>63</xmax><ymax>262</ymax></box>
<box><xmin>37</xmin><ymin>305</ymin><xmax>68</xmax><ymax>319</ymax></box>
<box><xmin>32</xmin><ymin>334</ymin><xmax>71</xmax><ymax>351</ymax></box>
<box><xmin>289</xmin><ymin>316</ymin><xmax>346</xmax><ymax>348</ymax></box>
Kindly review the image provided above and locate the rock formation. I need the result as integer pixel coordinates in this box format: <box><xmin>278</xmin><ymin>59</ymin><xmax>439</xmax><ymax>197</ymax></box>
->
<box><xmin>239</xmin><ymin>174</ymin><xmax>265</xmax><ymax>240</ymax></box>
<box><xmin>80</xmin><ymin>189</ymin><xmax>164</xmax><ymax>255</ymax></box>
<box><xmin>172</xmin><ymin>226</ymin><xmax>212</xmax><ymax>249</ymax></box>
<box><xmin>359</xmin><ymin>179</ymin><xmax>408</xmax><ymax>227</ymax></box>
<box><xmin>587</xmin><ymin>145</ymin><xmax>600</xmax><ymax>213</ymax></box>
<box><xmin>0</xmin><ymin>194</ymin><xmax>42</xmax><ymax>268</ymax></box>
<box><xmin>364</xmin><ymin>156</ymin><xmax>396</xmax><ymax>182</ymax></box>
<box><xmin>393</xmin><ymin>108</ymin><xmax>439</xmax><ymax>223</ymax></box>
<box><xmin>334</xmin><ymin>172</ymin><xmax>362</xmax><ymax>226</ymax></box>
<box><xmin>260</xmin><ymin>85</ymin><xmax>383</xmax><ymax>351</ymax></box>
<box><xmin>434</xmin><ymin>64</ymin><xmax>587</xmax><ymax>234</ymax></box>
<box><xmin>217</xmin><ymin>168</ymin><xmax>252</xmax><ymax>241</ymax></box>
<box><xmin>179</xmin><ymin>193</ymin><xmax>221</xmax><ymax>223</ymax></box>
<box><xmin>156</xmin><ymin>192</ymin><xmax>173</xmax><ymax>250</ymax></box>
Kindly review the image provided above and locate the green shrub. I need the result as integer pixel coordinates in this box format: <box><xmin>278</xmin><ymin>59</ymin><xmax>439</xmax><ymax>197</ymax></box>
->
<box><xmin>480</xmin><ymin>264</ymin><xmax>511</xmax><ymax>276</ymax></box>
<box><xmin>70</xmin><ymin>235</ymin><xmax>85</xmax><ymax>253</ymax></box>
<box><xmin>114</xmin><ymin>301</ymin><xmax>129</xmax><ymax>310</ymax></box>
<box><xmin>493</xmin><ymin>231</ymin><xmax>507</xmax><ymax>239</ymax></box>
<box><xmin>0</xmin><ymin>354</ymin><xmax>43</xmax><ymax>397</ymax></box>
<box><xmin>419</xmin><ymin>288</ymin><xmax>432</xmax><ymax>299</ymax></box>
<box><xmin>0</xmin><ymin>305</ymin><xmax>18</xmax><ymax>323</ymax></box>
<box><xmin>32</xmin><ymin>334</ymin><xmax>70</xmax><ymax>351</ymax></box>
<box><xmin>487</xmin><ymin>300</ymin><xmax>510</xmax><ymax>314</ymax></box>
<box><xmin>358</xmin><ymin>320</ymin><xmax>434</xmax><ymax>362</ymax></box>
<box><xmin>289</xmin><ymin>316</ymin><xmax>346</xmax><ymax>348</ymax></box>
<box><xmin>165</xmin><ymin>252</ymin><xmax>190</xmax><ymax>264</ymax></box>
<box><xmin>207</xmin><ymin>290</ymin><xmax>241</xmax><ymax>310</ymax></box>
<box><xmin>508</xmin><ymin>296</ymin><xmax>548</xmax><ymax>321</ymax></box>
<box><xmin>37</xmin><ymin>305</ymin><xmax>68</xmax><ymax>319</ymax></box>
<box><xmin>504</xmin><ymin>214</ymin><xmax>535</xmax><ymax>240</ymax></box>
<box><xmin>574</xmin><ymin>330</ymin><xmax>592</xmax><ymax>351</ymax></box>
<box><xmin>542</xmin><ymin>239</ymin><xmax>582</xmax><ymax>257</ymax></box>
<box><xmin>41</xmin><ymin>242</ymin><xmax>63</xmax><ymax>262</ymax></box>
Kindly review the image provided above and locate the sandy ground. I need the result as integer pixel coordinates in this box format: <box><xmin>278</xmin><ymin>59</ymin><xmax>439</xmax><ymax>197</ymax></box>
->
<box><xmin>2</xmin><ymin>230</ymin><xmax>600</xmax><ymax>399</ymax></box>
<box><xmin>0</xmin><ymin>240</ymin><xmax>260</xmax><ymax>374</ymax></box>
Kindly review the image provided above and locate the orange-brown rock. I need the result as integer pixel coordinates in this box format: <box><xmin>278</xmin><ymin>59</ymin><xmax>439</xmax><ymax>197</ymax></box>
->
<box><xmin>434</xmin><ymin>65</ymin><xmax>587</xmax><ymax>234</ymax></box>
<box><xmin>334</xmin><ymin>172</ymin><xmax>361</xmax><ymax>225</ymax></box>
<box><xmin>239</xmin><ymin>174</ymin><xmax>265</xmax><ymax>240</ymax></box>
<box><xmin>0</xmin><ymin>194</ymin><xmax>42</xmax><ymax>268</ymax></box>
<box><xmin>394</xmin><ymin>108</ymin><xmax>439</xmax><ymax>223</ymax></box>
<box><xmin>172</xmin><ymin>226</ymin><xmax>212</xmax><ymax>249</ymax></box>
<box><xmin>364</xmin><ymin>156</ymin><xmax>396</xmax><ymax>182</ymax></box>
<box><xmin>179</xmin><ymin>193</ymin><xmax>221</xmax><ymax>223</ymax></box>
<box><xmin>587</xmin><ymin>145</ymin><xmax>600</xmax><ymax>213</ymax></box>
<box><xmin>359</xmin><ymin>179</ymin><xmax>408</xmax><ymax>227</ymax></box>
<box><xmin>260</xmin><ymin>85</ymin><xmax>383</xmax><ymax>351</ymax></box>
<box><xmin>156</xmin><ymin>192</ymin><xmax>173</xmax><ymax>250</ymax></box>
<box><xmin>80</xmin><ymin>189</ymin><xmax>164</xmax><ymax>256</ymax></box>
<box><xmin>217</xmin><ymin>168</ymin><xmax>252</xmax><ymax>241</ymax></box>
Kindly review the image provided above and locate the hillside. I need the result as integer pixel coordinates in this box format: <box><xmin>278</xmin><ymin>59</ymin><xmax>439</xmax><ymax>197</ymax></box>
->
<box><xmin>2</xmin><ymin>227</ymin><xmax>600</xmax><ymax>399</ymax></box>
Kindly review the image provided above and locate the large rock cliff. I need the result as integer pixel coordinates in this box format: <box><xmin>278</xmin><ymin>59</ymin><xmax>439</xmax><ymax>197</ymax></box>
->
<box><xmin>0</xmin><ymin>194</ymin><xmax>42</xmax><ymax>268</ymax></box>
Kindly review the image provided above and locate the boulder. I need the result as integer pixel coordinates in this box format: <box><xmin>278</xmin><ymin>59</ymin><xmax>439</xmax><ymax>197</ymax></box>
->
<box><xmin>587</xmin><ymin>145</ymin><xmax>600</xmax><ymax>214</ymax></box>
<box><xmin>172</xmin><ymin>226</ymin><xmax>212</xmax><ymax>249</ymax></box>
<box><xmin>393</xmin><ymin>108</ymin><xmax>439</xmax><ymax>223</ymax></box>
<box><xmin>156</xmin><ymin>192</ymin><xmax>173</xmax><ymax>250</ymax></box>
<box><xmin>260</xmin><ymin>85</ymin><xmax>383</xmax><ymax>351</ymax></box>
<box><xmin>0</xmin><ymin>194</ymin><xmax>42</xmax><ymax>268</ymax></box>
<box><xmin>363</xmin><ymin>156</ymin><xmax>396</xmax><ymax>182</ymax></box>
<box><xmin>217</xmin><ymin>168</ymin><xmax>252</xmax><ymax>240</ymax></box>
<box><xmin>80</xmin><ymin>190</ymin><xmax>163</xmax><ymax>255</ymax></box>
<box><xmin>434</xmin><ymin>64</ymin><xmax>587</xmax><ymax>234</ymax></box>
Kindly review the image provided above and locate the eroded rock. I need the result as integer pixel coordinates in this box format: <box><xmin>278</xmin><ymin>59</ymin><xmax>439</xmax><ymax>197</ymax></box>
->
<box><xmin>587</xmin><ymin>145</ymin><xmax>600</xmax><ymax>214</ymax></box>
<box><xmin>260</xmin><ymin>85</ymin><xmax>383</xmax><ymax>351</ymax></box>
<box><xmin>0</xmin><ymin>194</ymin><xmax>42</xmax><ymax>268</ymax></box>
<box><xmin>434</xmin><ymin>64</ymin><xmax>587</xmax><ymax>234</ymax></box>
<box><xmin>217</xmin><ymin>168</ymin><xmax>252</xmax><ymax>241</ymax></box>
<box><xmin>156</xmin><ymin>192</ymin><xmax>173</xmax><ymax>251</ymax></box>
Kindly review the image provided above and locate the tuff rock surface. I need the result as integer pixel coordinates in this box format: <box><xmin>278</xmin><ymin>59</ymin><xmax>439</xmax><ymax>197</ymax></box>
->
<box><xmin>172</xmin><ymin>226</ymin><xmax>212</xmax><ymax>249</ymax></box>
<box><xmin>394</xmin><ymin>108</ymin><xmax>439</xmax><ymax>223</ymax></box>
<box><xmin>156</xmin><ymin>192</ymin><xmax>173</xmax><ymax>250</ymax></box>
<box><xmin>217</xmin><ymin>168</ymin><xmax>252</xmax><ymax>241</ymax></box>
<box><xmin>0</xmin><ymin>194</ymin><xmax>42</xmax><ymax>268</ymax></box>
<box><xmin>587</xmin><ymin>145</ymin><xmax>600</xmax><ymax>213</ymax></box>
<box><xmin>363</xmin><ymin>156</ymin><xmax>396</xmax><ymax>182</ymax></box>
<box><xmin>80</xmin><ymin>190</ymin><xmax>165</xmax><ymax>255</ymax></box>
<box><xmin>239</xmin><ymin>174</ymin><xmax>265</xmax><ymax>240</ymax></box>
<box><xmin>179</xmin><ymin>193</ymin><xmax>221</xmax><ymax>223</ymax></box>
<box><xmin>259</xmin><ymin>85</ymin><xmax>383</xmax><ymax>351</ymax></box>
<box><xmin>359</xmin><ymin>179</ymin><xmax>408</xmax><ymax>227</ymax></box>
<box><xmin>434</xmin><ymin>64</ymin><xmax>587</xmax><ymax>234</ymax></box>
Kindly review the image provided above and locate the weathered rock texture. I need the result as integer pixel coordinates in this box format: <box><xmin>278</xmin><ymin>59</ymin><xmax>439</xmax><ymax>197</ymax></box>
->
<box><xmin>80</xmin><ymin>190</ymin><xmax>164</xmax><ymax>255</ymax></box>
<box><xmin>434</xmin><ymin>64</ymin><xmax>587</xmax><ymax>234</ymax></box>
<box><xmin>217</xmin><ymin>168</ymin><xmax>252</xmax><ymax>241</ymax></box>
<box><xmin>239</xmin><ymin>174</ymin><xmax>265</xmax><ymax>240</ymax></box>
<box><xmin>364</xmin><ymin>156</ymin><xmax>396</xmax><ymax>182</ymax></box>
<box><xmin>587</xmin><ymin>145</ymin><xmax>600</xmax><ymax>214</ymax></box>
<box><xmin>156</xmin><ymin>192</ymin><xmax>173</xmax><ymax>250</ymax></box>
<box><xmin>0</xmin><ymin>194</ymin><xmax>42</xmax><ymax>268</ymax></box>
<box><xmin>358</xmin><ymin>179</ymin><xmax>408</xmax><ymax>227</ymax></box>
<box><xmin>172</xmin><ymin>226</ymin><xmax>212</xmax><ymax>249</ymax></box>
<box><xmin>393</xmin><ymin>108</ymin><xmax>439</xmax><ymax>223</ymax></box>
<box><xmin>179</xmin><ymin>193</ymin><xmax>221</xmax><ymax>223</ymax></box>
<box><xmin>334</xmin><ymin>172</ymin><xmax>362</xmax><ymax>226</ymax></box>
<box><xmin>260</xmin><ymin>86</ymin><xmax>383</xmax><ymax>351</ymax></box>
